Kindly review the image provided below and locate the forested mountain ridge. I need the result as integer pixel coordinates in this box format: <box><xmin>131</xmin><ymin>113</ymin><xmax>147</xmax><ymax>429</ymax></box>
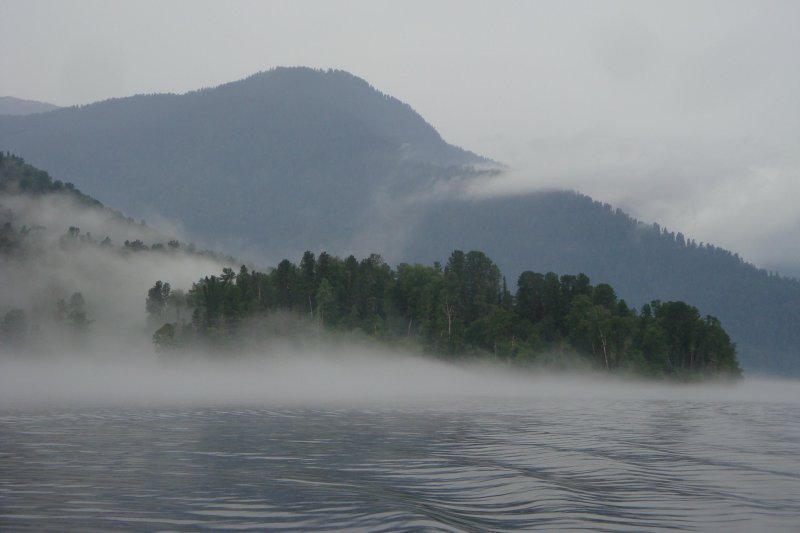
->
<box><xmin>0</xmin><ymin>69</ymin><xmax>797</xmax><ymax>374</ymax></box>
<box><xmin>1</xmin><ymin>151</ymin><xmax>101</xmax><ymax>206</ymax></box>
<box><xmin>403</xmin><ymin>192</ymin><xmax>800</xmax><ymax>374</ymax></box>
<box><xmin>0</xmin><ymin>153</ymin><xmax>742</xmax><ymax>381</ymax></box>
<box><xmin>0</xmin><ymin>96</ymin><xmax>60</xmax><ymax>116</ymax></box>
<box><xmin>0</xmin><ymin>152</ymin><xmax>233</xmax><ymax>260</ymax></box>
<box><xmin>0</xmin><ymin>67</ymin><xmax>491</xmax><ymax>260</ymax></box>
<box><xmin>0</xmin><ymin>153</ymin><xmax>232</xmax><ymax>355</ymax></box>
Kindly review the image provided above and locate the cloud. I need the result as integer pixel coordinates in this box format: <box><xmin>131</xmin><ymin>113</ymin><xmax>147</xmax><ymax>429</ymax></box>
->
<box><xmin>463</xmin><ymin>132</ymin><xmax>800</xmax><ymax>271</ymax></box>
<box><xmin>2</xmin><ymin>1</ymin><xmax>799</xmax><ymax>272</ymax></box>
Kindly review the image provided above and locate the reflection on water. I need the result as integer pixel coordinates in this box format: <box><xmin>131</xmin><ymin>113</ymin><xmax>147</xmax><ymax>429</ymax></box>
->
<box><xmin>1</xmin><ymin>398</ymin><xmax>799</xmax><ymax>531</ymax></box>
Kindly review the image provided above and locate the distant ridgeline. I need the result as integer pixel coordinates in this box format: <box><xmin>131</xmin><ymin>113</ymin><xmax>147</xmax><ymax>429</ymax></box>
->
<box><xmin>150</xmin><ymin>251</ymin><xmax>742</xmax><ymax>380</ymax></box>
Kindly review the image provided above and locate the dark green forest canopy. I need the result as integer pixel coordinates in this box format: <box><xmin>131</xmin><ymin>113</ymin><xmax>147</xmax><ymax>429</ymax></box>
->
<box><xmin>0</xmin><ymin>151</ymin><xmax>100</xmax><ymax>205</ymax></box>
<box><xmin>405</xmin><ymin>192</ymin><xmax>800</xmax><ymax>375</ymax></box>
<box><xmin>151</xmin><ymin>250</ymin><xmax>742</xmax><ymax>380</ymax></box>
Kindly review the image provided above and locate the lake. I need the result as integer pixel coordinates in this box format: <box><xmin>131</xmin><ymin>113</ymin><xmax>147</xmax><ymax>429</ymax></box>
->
<box><xmin>2</xmin><ymin>378</ymin><xmax>799</xmax><ymax>532</ymax></box>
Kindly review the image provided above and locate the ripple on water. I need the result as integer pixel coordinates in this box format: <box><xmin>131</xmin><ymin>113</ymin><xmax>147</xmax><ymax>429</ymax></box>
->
<box><xmin>1</xmin><ymin>399</ymin><xmax>799</xmax><ymax>531</ymax></box>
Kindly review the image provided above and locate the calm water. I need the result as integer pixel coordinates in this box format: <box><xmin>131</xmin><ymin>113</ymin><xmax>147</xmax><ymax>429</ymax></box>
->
<box><xmin>2</xmin><ymin>396</ymin><xmax>799</xmax><ymax>532</ymax></box>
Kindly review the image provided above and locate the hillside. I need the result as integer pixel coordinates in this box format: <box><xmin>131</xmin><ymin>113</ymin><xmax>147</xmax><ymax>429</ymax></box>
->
<box><xmin>0</xmin><ymin>156</ymin><xmax>742</xmax><ymax>380</ymax></box>
<box><xmin>0</xmin><ymin>153</ymin><xmax>231</xmax><ymax>357</ymax></box>
<box><xmin>402</xmin><ymin>191</ymin><xmax>800</xmax><ymax>374</ymax></box>
<box><xmin>0</xmin><ymin>151</ymin><xmax>103</xmax><ymax>207</ymax></box>
<box><xmin>0</xmin><ymin>69</ymin><xmax>797</xmax><ymax>374</ymax></box>
<box><xmin>0</xmin><ymin>67</ymin><xmax>488</xmax><ymax>260</ymax></box>
<box><xmin>0</xmin><ymin>96</ymin><xmax>60</xmax><ymax>116</ymax></box>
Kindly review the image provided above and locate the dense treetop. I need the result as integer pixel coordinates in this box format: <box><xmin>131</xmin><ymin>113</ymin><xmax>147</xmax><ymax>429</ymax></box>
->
<box><xmin>0</xmin><ymin>151</ymin><xmax>100</xmax><ymax>207</ymax></box>
<box><xmin>404</xmin><ymin>192</ymin><xmax>800</xmax><ymax>375</ymax></box>
<box><xmin>151</xmin><ymin>250</ymin><xmax>742</xmax><ymax>380</ymax></box>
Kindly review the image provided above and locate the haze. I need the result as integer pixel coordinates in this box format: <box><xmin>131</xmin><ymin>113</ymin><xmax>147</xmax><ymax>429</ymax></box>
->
<box><xmin>3</xmin><ymin>342</ymin><xmax>799</xmax><ymax>408</ymax></box>
<box><xmin>1</xmin><ymin>0</ymin><xmax>799</xmax><ymax>272</ymax></box>
<box><xmin>0</xmin><ymin>193</ymin><xmax>230</xmax><ymax>353</ymax></box>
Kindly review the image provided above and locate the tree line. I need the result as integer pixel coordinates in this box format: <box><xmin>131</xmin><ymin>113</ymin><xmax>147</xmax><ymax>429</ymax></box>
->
<box><xmin>150</xmin><ymin>250</ymin><xmax>741</xmax><ymax>379</ymax></box>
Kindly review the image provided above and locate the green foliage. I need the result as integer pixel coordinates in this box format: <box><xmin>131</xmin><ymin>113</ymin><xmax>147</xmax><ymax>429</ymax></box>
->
<box><xmin>151</xmin><ymin>249</ymin><xmax>741</xmax><ymax>379</ymax></box>
<box><xmin>0</xmin><ymin>151</ymin><xmax>100</xmax><ymax>207</ymax></box>
<box><xmin>146</xmin><ymin>281</ymin><xmax>171</xmax><ymax>326</ymax></box>
<box><xmin>404</xmin><ymin>191</ymin><xmax>794</xmax><ymax>374</ymax></box>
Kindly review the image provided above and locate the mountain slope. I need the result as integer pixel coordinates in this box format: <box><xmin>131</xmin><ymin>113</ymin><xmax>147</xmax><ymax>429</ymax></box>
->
<box><xmin>0</xmin><ymin>96</ymin><xmax>60</xmax><ymax>116</ymax></box>
<box><xmin>0</xmin><ymin>67</ymin><xmax>486</xmax><ymax>260</ymax></box>
<box><xmin>0</xmin><ymin>69</ymin><xmax>797</xmax><ymax>374</ymax></box>
<box><xmin>0</xmin><ymin>153</ymin><xmax>229</xmax><ymax>356</ymax></box>
<box><xmin>401</xmin><ymin>191</ymin><xmax>800</xmax><ymax>374</ymax></box>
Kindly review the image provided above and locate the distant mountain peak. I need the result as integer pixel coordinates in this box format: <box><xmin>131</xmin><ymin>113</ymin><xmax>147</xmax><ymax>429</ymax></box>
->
<box><xmin>0</xmin><ymin>67</ymin><xmax>489</xmax><ymax>254</ymax></box>
<box><xmin>193</xmin><ymin>66</ymin><xmax>484</xmax><ymax>165</ymax></box>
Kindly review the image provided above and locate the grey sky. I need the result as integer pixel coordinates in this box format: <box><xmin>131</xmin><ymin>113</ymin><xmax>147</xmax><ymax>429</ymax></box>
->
<box><xmin>2</xmin><ymin>0</ymin><xmax>799</xmax><ymax>269</ymax></box>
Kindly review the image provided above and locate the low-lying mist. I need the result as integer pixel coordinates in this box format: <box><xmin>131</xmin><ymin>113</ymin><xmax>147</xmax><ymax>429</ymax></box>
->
<box><xmin>0</xmin><ymin>192</ymin><xmax>230</xmax><ymax>354</ymax></box>
<box><xmin>3</xmin><ymin>182</ymin><xmax>795</xmax><ymax>411</ymax></box>
<box><xmin>2</xmin><ymin>342</ymin><xmax>797</xmax><ymax>409</ymax></box>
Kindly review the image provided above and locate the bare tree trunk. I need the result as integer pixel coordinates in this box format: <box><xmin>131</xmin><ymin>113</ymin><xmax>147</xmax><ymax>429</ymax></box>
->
<box><xmin>598</xmin><ymin>328</ymin><xmax>609</xmax><ymax>370</ymax></box>
<box><xmin>443</xmin><ymin>299</ymin><xmax>454</xmax><ymax>344</ymax></box>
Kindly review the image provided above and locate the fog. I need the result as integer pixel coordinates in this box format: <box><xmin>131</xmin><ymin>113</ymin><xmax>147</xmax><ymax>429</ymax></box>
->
<box><xmin>2</xmin><ymin>0</ymin><xmax>798</xmax><ymax>409</ymax></box>
<box><xmin>467</xmin><ymin>135</ymin><xmax>800</xmax><ymax>273</ymax></box>
<box><xmin>0</xmin><ymin>193</ymin><xmax>230</xmax><ymax>354</ymax></box>
<box><xmin>7</xmin><ymin>190</ymin><xmax>789</xmax><ymax>412</ymax></box>
<box><xmin>2</xmin><ymin>1</ymin><xmax>799</xmax><ymax>271</ymax></box>
<box><xmin>2</xmin><ymin>343</ymin><xmax>798</xmax><ymax>409</ymax></box>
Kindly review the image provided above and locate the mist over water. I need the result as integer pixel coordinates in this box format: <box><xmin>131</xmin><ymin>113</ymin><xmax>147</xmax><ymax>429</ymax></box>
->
<box><xmin>2</xmin><ymin>345</ymin><xmax>799</xmax><ymax>408</ymax></box>
<box><xmin>2</xmin><ymin>349</ymin><xmax>799</xmax><ymax>531</ymax></box>
<box><xmin>2</xmin><ymin>151</ymin><xmax>798</xmax><ymax>532</ymax></box>
<box><xmin>3</xmin><ymin>190</ymin><xmax>799</xmax><ymax>531</ymax></box>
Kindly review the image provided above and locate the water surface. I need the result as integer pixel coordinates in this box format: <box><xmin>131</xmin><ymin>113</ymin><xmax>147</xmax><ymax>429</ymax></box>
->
<box><xmin>2</xmin><ymin>394</ymin><xmax>799</xmax><ymax>531</ymax></box>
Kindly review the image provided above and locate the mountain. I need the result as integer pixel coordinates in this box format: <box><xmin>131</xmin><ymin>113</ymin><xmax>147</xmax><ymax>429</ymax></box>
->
<box><xmin>0</xmin><ymin>96</ymin><xmax>60</xmax><ymax>116</ymax></box>
<box><xmin>401</xmin><ymin>191</ymin><xmax>800</xmax><ymax>374</ymax></box>
<box><xmin>0</xmin><ymin>152</ymin><xmax>229</xmax><ymax>356</ymax></box>
<box><xmin>0</xmin><ymin>67</ymin><xmax>797</xmax><ymax>374</ymax></box>
<box><xmin>0</xmin><ymin>67</ymin><xmax>488</xmax><ymax>261</ymax></box>
<box><xmin>0</xmin><ymin>155</ymin><xmax>743</xmax><ymax>380</ymax></box>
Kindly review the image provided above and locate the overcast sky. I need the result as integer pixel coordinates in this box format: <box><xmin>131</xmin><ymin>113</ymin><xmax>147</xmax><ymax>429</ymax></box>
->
<box><xmin>2</xmin><ymin>0</ymin><xmax>799</xmax><ymax>270</ymax></box>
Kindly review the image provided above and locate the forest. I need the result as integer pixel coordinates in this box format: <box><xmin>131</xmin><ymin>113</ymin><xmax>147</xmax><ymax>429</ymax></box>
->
<box><xmin>0</xmin><ymin>152</ymin><xmax>235</xmax><ymax>354</ymax></box>
<box><xmin>3</xmin><ymin>67</ymin><xmax>800</xmax><ymax>375</ymax></box>
<box><xmin>150</xmin><ymin>250</ymin><xmax>742</xmax><ymax>379</ymax></box>
<box><xmin>0</xmin><ymin>151</ymin><xmax>744</xmax><ymax>379</ymax></box>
